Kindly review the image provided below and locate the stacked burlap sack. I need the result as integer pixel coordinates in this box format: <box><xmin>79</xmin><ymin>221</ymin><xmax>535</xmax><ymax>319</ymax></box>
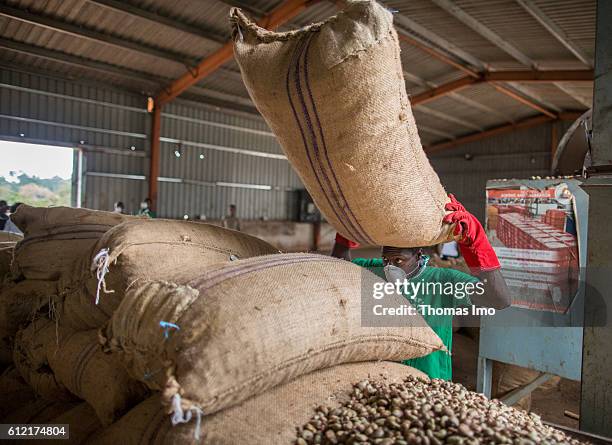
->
<box><xmin>0</xmin><ymin>205</ymin><xmax>287</xmax><ymax>439</ymax></box>
<box><xmin>0</xmin><ymin>205</ymin><xmax>131</xmax><ymax>369</ymax></box>
<box><xmin>1</xmin><ymin>203</ymin><xmax>445</xmax><ymax>443</ymax></box>
<box><xmin>87</xmin><ymin>251</ymin><xmax>442</xmax><ymax>443</ymax></box>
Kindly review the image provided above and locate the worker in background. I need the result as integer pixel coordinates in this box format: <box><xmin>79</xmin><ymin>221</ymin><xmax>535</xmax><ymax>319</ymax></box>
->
<box><xmin>222</xmin><ymin>204</ymin><xmax>241</xmax><ymax>231</ymax></box>
<box><xmin>138</xmin><ymin>198</ymin><xmax>156</xmax><ymax>218</ymax></box>
<box><xmin>3</xmin><ymin>202</ymin><xmax>23</xmax><ymax>235</ymax></box>
<box><xmin>331</xmin><ymin>194</ymin><xmax>510</xmax><ymax>381</ymax></box>
<box><xmin>113</xmin><ymin>201</ymin><xmax>125</xmax><ymax>214</ymax></box>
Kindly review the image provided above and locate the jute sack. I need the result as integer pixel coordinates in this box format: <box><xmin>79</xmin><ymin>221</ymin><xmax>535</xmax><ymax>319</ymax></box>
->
<box><xmin>90</xmin><ymin>362</ymin><xmax>426</xmax><ymax>445</ymax></box>
<box><xmin>35</xmin><ymin>403</ymin><xmax>102</xmax><ymax>445</ymax></box>
<box><xmin>59</xmin><ymin>219</ymin><xmax>279</xmax><ymax>330</ymax></box>
<box><xmin>0</xmin><ymin>242</ymin><xmax>15</xmax><ymax>282</ymax></box>
<box><xmin>47</xmin><ymin>326</ymin><xmax>149</xmax><ymax>426</ymax></box>
<box><xmin>11</xmin><ymin>205</ymin><xmax>130</xmax><ymax>281</ymax></box>
<box><xmin>0</xmin><ymin>336</ymin><xmax>12</xmax><ymax>366</ymax></box>
<box><xmin>231</xmin><ymin>1</ymin><xmax>452</xmax><ymax>247</ymax></box>
<box><xmin>101</xmin><ymin>253</ymin><xmax>443</xmax><ymax>417</ymax></box>
<box><xmin>0</xmin><ymin>280</ymin><xmax>58</xmax><ymax>339</ymax></box>
<box><xmin>2</xmin><ymin>399</ymin><xmax>79</xmax><ymax>425</ymax></box>
<box><xmin>0</xmin><ymin>366</ymin><xmax>36</xmax><ymax>421</ymax></box>
<box><xmin>13</xmin><ymin>318</ymin><xmax>75</xmax><ymax>402</ymax></box>
<box><xmin>0</xmin><ymin>231</ymin><xmax>22</xmax><ymax>242</ymax></box>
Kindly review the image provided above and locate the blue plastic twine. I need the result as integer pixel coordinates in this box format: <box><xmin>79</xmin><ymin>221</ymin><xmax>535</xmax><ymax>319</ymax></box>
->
<box><xmin>160</xmin><ymin>321</ymin><xmax>180</xmax><ymax>339</ymax></box>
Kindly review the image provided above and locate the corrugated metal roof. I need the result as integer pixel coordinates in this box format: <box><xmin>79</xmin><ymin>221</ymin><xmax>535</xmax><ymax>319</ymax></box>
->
<box><xmin>0</xmin><ymin>0</ymin><xmax>596</xmax><ymax>146</ymax></box>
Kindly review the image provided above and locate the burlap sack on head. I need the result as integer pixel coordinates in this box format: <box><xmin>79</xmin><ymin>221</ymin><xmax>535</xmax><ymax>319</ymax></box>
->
<box><xmin>47</xmin><ymin>326</ymin><xmax>149</xmax><ymax>426</ymax></box>
<box><xmin>0</xmin><ymin>366</ymin><xmax>36</xmax><ymax>421</ymax></box>
<box><xmin>101</xmin><ymin>253</ymin><xmax>443</xmax><ymax>418</ymax></box>
<box><xmin>11</xmin><ymin>205</ymin><xmax>130</xmax><ymax>281</ymax></box>
<box><xmin>231</xmin><ymin>1</ymin><xmax>453</xmax><ymax>247</ymax></box>
<box><xmin>90</xmin><ymin>361</ymin><xmax>426</xmax><ymax>445</ymax></box>
<box><xmin>59</xmin><ymin>219</ymin><xmax>279</xmax><ymax>330</ymax></box>
<box><xmin>13</xmin><ymin>318</ymin><xmax>75</xmax><ymax>402</ymax></box>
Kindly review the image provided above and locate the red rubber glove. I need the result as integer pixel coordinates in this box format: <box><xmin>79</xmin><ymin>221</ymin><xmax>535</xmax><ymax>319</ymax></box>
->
<box><xmin>335</xmin><ymin>232</ymin><xmax>360</xmax><ymax>249</ymax></box>
<box><xmin>442</xmin><ymin>194</ymin><xmax>500</xmax><ymax>273</ymax></box>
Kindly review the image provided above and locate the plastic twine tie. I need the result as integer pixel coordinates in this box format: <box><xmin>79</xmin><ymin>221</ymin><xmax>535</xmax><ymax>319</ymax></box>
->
<box><xmin>159</xmin><ymin>321</ymin><xmax>180</xmax><ymax>340</ymax></box>
<box><xmin>171</xmin><ymin>393</ymin><xmax>203</xmax><ymax>440</ymax></box>
<box><xmin>92</xmin><ymin>248</ymin><xmax>114</xmax><ymax>305</ymax></box>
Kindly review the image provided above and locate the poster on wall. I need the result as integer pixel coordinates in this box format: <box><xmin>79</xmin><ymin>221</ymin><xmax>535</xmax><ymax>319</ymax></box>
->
<box><xmin>485</xmin><ymin>180</ymin><xmax>580</xmax><ymax>313</ymax></box>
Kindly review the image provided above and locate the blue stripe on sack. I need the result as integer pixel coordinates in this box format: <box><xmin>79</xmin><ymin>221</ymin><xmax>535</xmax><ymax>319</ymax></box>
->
<box><xmin>302</xmin><ymin>37</ymin><xmax>374</xmax><ymax>245</ymax></box>
<box><xmin>286</xmin><ymin>35</ymin><xmax>362</xmax><ymax>243</ymax></box>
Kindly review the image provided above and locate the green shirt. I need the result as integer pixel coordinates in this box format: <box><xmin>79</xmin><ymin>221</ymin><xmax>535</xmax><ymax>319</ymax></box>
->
<box><xmin>138</xmin><ymin>209</ymin><xmax>156</xmax><ymax>218</ymax></box>
<box><xmin>352</xmin><ymin>257</ymin><xmax>478</xmax><ymax>380</ymax></box>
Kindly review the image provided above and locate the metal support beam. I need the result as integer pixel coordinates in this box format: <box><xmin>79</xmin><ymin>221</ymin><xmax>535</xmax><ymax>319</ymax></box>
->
<box><xmin>411</xmin><ymin>76</ymin><xmax>480</xmax><ymax>105</ymax></box>
<box><xmin>589</xmin><ymin>2</ymin><xmax>612</xmax><ymax>167</ymax></box>
<box><xmin>0</xmin><ymin>37</ymin><xmax>166</xmax><ymax>87</ymax></box>
<box><xmin>86</xmin><ymin>0</ymin><xmax>226</xmax><ymax>43</ymax></box>
<box><xmin>551</xmin><ymin>121</ymin><xmax>558</xmax><ymax>167</ymax></box>
<box><xmin>391</xmin><ymin>8</ymin><xmax>486</xmax><ymax>71</ymax></box>
<box><xmin>418</xmin><ymin>124</ymin><xmax>455</xmax><ymax>140</ymax></box>
<box><xmin>0</xmin><ymin>4</ymin><xmax>197</xmax><ymax>67</ymax></box>
<box><xmin>402</xmin><ymin>71</ymin><xmax>483</xmax><ymax>130</ymax></box>
<box><xmin>397</xmin><ymin>32</ymin><xmax>480</xmax><ymax>78</ymax></box>
<box><xmin>447</xmin><ymin>92</ymin><xmax>515</xmax><ymax>124</ymax></box>
<box><xmin>417</xmin><ymin>106</ymin><xmax>484</xmax><ymax>132</ymax></box>
<box><xmin>409</xmin><ymin>71</ymin><xmax>593</xmax><ymax>107</ymax></box>
<box><xmin>515</xmin><ymin>0</ymin><xmax>592</xmax><ymax>67</ymax></box>
<box><xmin>0</xmin><ymin>40</ymin><xmax>261</xmax><ymax>116</ymax></box>
<box><xmin>507</xmin><ymin>82</ymin><xmax>562</xmax><ymax>113</ymax></box>
<box><xmin>554</xmin><ymin>82</ymin><xmax>592</xmax><ymax>108</ymax></box>
<box><xmin>430</xmin><ymin>0</ymin><xmax>537</xmax><ymax>68</ymax></box>
<box><xmin>580</xmin><ymin>2</ymin><xmax>612</xmax><ymax>434</ymax></box>
<box><xmin>156</xmin><ymin>0</ymin><xmax>319</xmax><ymax>106</ymax></box>
<box><xmin>397</xmin><ymin>35</ymin><xmax>514</xmax><ymax>123</ymax></box>
<box><xmin>217</xmin><ymin>1</ymin><xmax>266</xmax><ymax>17</ymax></box>
<box><xmin>485</xmin><ymin>70</ymin><xmax>594</xmax><ymax>83</ymax></box>
<box><xmin>397</xmin><ymin>18</ymin><xmax>592</xmax><ymax>119</ymax></box>
<box><xmin>148</xmin><ymin>106</ymin><xmax>162</xmax><ymax>210</ymax></box>
<box><xmin>500</xmin><ymin>373</ymin><xmax>555</xmax><ymax>407</ymax></box>
<box><xmin>490</xmin><ymin>83</ymin><xmax>558</xmax><ymax>118</ymax></box>
<box><xmin>426</xmin><ymin>115</ymin><xmax>554</xmax><ymax>152</ymax></box>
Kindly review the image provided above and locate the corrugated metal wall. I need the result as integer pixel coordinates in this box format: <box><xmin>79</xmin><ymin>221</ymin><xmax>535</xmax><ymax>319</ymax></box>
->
<box><xmin>0</xmin><ymin>68</ymin><xmax>303</xmax><ymax>219</ymax></box>
<box><xmin>0</xmin><ymin>68</ymin><xmax>149</xmax><ymax>213</ymax></box>
<box><xmin>429</xmin><ymin>122</ymin><xmax>569</xmax><ymax>222</ymax></box>
<box><xmin>158</xmin><ymin>101</ymin><xmax>302</xmax><ymax>220</ymax></box>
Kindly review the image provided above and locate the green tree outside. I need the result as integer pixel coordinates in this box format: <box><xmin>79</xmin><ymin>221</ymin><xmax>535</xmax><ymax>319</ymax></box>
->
<box><xmin>0</xmin><ymin>173</ymin><xmax>71</xmax><ymax>208</ymax></box>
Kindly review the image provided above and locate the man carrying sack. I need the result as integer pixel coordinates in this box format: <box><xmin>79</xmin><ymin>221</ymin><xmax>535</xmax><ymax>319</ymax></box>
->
<box><xmin>331</xmin><ymin>194</ymin><xmax>511</xmax><ymax>380</ymax></box>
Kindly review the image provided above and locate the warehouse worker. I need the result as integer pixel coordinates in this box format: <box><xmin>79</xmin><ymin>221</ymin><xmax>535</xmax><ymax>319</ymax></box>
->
<box><xmin>331</xmin><ymin>195</ymin><xmax>510</xmax><ymax>380</ymax></box>
<box><xmin>138</xmin><ymin>198</ymin><xmax>156</xmax><ymax>218</ymax></box>
<box><xmin>222</xmin><ymin>204</ymin><xmax>241</xmax><ymax>231</ymax></box>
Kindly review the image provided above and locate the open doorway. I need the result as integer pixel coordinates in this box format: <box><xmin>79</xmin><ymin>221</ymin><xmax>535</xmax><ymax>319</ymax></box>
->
<box><xmin>0</xmin><ymin>140</ymin><xmax>79</xmax><ymax>209</ymax></box>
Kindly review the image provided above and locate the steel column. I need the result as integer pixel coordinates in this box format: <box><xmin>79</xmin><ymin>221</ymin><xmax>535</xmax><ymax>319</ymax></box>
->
<box><xmin>148</xmin><ymin>106</ymin><xmax>162</xmax><ymax>210</ymax></box>
<box><xmin>156</xmin><ymin>0</ymin><xmax>319</xmax><ymax>106</ymax></box>
<box><xmin>579</xmin><ymin>0</ymin><xmax>612</xmax><ymax>436</ymax></box>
